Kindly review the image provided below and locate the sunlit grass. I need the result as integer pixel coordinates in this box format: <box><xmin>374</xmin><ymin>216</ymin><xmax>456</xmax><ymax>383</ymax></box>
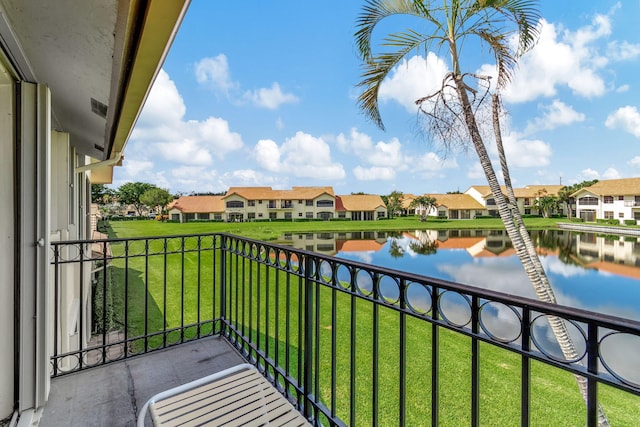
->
<box><xmin>103</xmin><ymin>220</ymin><xmax>640</xmax><ymax>426</ymax></box>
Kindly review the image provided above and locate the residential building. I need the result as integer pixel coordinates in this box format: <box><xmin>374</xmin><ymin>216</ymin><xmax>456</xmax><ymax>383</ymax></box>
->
<box><xmin>168</xmin><ymin>195</ymin><xmax>225</xmax><ymax>222</ymax></box>
<box><xmin>0</xmin><ymin>0</ymin><xmax>189</xmax><ymax>423</ymax></box>
<box><xmin>426</xmin><ymin>193</ymin><xmax>487</xmax><ymax>219</ymax></box>
<box><xmin>572</xmin><ymin>177</ymin><xmax>640</xmax><ymax>223</ymax></box>
<box><xmin>223</xmin><ymin>186</ymin><xmax>336</xmax><ymax>221</ymax></box>
<box><xmin>335</xmin><ymin>194</ymin><xmax>387</xmax><ymax>220</ymax></box>
<box><xmin>465</xmin><ymin>184</ymin><xmax>564</xmax><ymax>216</ymax></box>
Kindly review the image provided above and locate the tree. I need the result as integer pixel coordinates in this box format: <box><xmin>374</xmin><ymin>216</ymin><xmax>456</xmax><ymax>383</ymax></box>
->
<box><xmin>384</xmin><ymin>190</ymin><xmax>404</xmax><ymax>218</ymax></box>
<box><xmin>533</xmin><ymin>190</ymin><xmax>559</xmax><ymax>218</ymax></box>
<box><xmin>355</xmin><ymin>1</ymin><xmax>607</xmax><ymax>423</ymax></box>
<box><xmin>118</xmin><ymin>182</ymin><xmax>155</xmax><ymax>216</ymax></box>
<box><xmin>91</xmin><ymin>184</ymin><xmax>116</xmax><ymax>205</ymax></box>
<box><xmin>409</xmin><ymin>195</ymin><xmax>437</xmax><ymax>221</ymax></box>
<box><xmin>140</xmin><ymin>187</ymin><xmax>173</xmax><ymax>217</ymax></box>
<box><xmin>558</xmin><ymin>180</ymin><xmax>598</xmax><ymax>219</ymax></box>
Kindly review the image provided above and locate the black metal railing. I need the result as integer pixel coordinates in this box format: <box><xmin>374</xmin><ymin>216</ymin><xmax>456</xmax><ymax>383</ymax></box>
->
<box><xmin>51</xmin><ymin>233</ymin><xmax>640</xmax><ymax>426</ymax></box>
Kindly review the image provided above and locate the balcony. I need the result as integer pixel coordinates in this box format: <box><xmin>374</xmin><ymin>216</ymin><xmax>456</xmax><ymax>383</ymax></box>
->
<box><xmin>44</xmin><ymin>233</ymin><xmax>640</xmax><ymax>426</ymax></box>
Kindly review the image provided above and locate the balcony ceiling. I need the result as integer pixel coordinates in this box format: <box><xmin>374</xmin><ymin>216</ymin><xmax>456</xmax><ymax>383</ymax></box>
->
<box><xmin>0</xmin><ymin>0</ymin><xmax>189</xmax><ymax>180</ymax></box>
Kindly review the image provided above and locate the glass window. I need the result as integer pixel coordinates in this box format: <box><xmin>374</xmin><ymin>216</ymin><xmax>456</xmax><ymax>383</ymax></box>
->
<box><xmin>226</xmin><ymin>200</ymin><xmax>244</xmax><ymax>208</ymax></box>
<box><xmin>306</xmin><ymin>200</ymin><xmax>313</xmax><ymax>206</ymax></box>
<box><xmin>604</xmin><ymin>211</ymin><xmax>614</xmax><ymax>219</ymax></box>
<box><xmin>269</xmin><ymin>212</ymin><xmax>277</xmax><ymax>219</ymax></box>
<box><xmin>248</xmin><ymin>200</ymin><xmax>255</xmax><ymax>207</ymax></box>
<box><xmin>579</xmin><ymin>196</ymin><xmax>598</xmax><ymax>206</ymax></box>
<box><xmin>316</xmin><ymin>200</ymin><xmax>334</xmax><ymax>207</ymax></box>
<box><xmin>604</xmin><ymin>196</ymin><xmax>613</xmax><ymax>204</ymax></box>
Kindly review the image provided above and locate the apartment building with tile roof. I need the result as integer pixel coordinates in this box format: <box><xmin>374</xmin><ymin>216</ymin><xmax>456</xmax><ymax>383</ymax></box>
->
<box><xmin>222</xmin><ymin>186</ymin><xmax>337</xmax><ymax>221</ymax></box>
<box><xmin>571</xmin><ymin>177</ymin><xmax>640</xmax><ymax>223</ymax></box>
<box><xmin>168</xmin><ymin>195</ymin><xmax>226</xmax><ymax>222</ymax></box>
<box><xmin>335</xmin><ymin>194</ymin><xmax>387</xmax><ymax>220</ymax></box>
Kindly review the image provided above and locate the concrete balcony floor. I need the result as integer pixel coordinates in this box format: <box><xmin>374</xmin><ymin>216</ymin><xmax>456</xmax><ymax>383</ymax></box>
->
<box><xmin>38</xmin><ymin>336</ymin><xmax>244</xmax><ymax>427</ymax></box>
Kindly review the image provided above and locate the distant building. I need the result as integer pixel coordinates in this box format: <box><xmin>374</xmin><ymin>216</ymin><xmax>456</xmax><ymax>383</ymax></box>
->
<box><xmin>335</xmin><ymin>194</ymin><xmax>387</xmax><ymax>220</ymax></box>
<box><xmin>571</xmin><ymin>177</ymin><xmax>640</xmax><ymax>223</ymax></box>
<box><xmin>222</xmin><ymin>187</ymin><xmax>336</xmax><ymax>221</ymax></box>
<box><xmin>168</xmin><ymin>195</ymin><xmax>225</xmax><ymax>222</ymax></box>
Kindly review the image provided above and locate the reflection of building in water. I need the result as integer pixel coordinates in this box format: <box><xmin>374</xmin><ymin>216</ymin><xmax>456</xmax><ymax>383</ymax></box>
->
<box><xmin>278</xmin><ymin>231</ymin><xmax>389</xmax><ymax>256</ymax></box>
<box><xmin>574</xmin><ymin>233</ymin><xmax>640</xmax><ymax>279</ymax></box>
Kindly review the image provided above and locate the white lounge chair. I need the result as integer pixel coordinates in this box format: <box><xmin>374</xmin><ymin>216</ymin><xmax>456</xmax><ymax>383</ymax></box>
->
<box><xmin>137</xmin><ymin>363</ymin><xmax>310</xmax><ymax>426</ymax></box>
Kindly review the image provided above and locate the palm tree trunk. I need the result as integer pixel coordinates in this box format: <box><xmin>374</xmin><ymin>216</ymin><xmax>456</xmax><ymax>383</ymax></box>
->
<box><xmin>454</xmin><ymin>79</ymin><xmax>609</xmax><ymax>426</ymax></box>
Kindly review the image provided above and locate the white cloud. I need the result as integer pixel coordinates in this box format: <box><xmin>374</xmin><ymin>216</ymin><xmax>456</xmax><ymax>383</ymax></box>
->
<box><xmin>378</xmin><ymin>53</ymin><xmax>449</xmax><ymax>112</ymax></box>
<box><xmin>501</xmin><ymin>14</ymin><xmax>615</xmax><ymax>103</ymax></box>
<box><xmin>254</xmin><ymin>139</ymin><xmax>282</xmax><ymax>172</ymax></box>
<box><xmin>194</xmin><ymin>54</ymin><xmax>238</xmax><ymax>94</ymax></box>
<box><xmin>605</xmin><ymin>106</ymin><xmax>640</xmax><ymax>138</ymax></box>
<box><xmin>412</xmin><ymin>152</ymin><xmax>458</xmax><ymax>175</ymax></box>
<box><xmin>607</xmin><ymin>40</ymin><xmax>640</xmax><ymax>61</ymax></box>
<box><xmin>629</xmin><ymin>157</ymin><xmax>640</xmax><ymax>167</ymax></box>
<box><xmin>616</xmin><ymin>84</ymin><xmax>630</xmax><ymax>93</ymax></box>
<box><xmin>467</xmin><ymin>162</ymin><xmax>485</xmax><ymax>180</ymax></box>
<box><xmin>502</xmin><ymin>133</ymin><xmax>552</xmax><ymax>168</ymax></box>
<box><xmin>195</xmin><ymin>55</ymin><xmax>297</xmax><ymax>110</ymax></box>
<box><xmin>243</xmin><ymin>82</ymin><xmax>298</xmax><ymax>109</ymax></box>
<box><xmin>581</xmin><ymin>168</ymin><xmax>600</xmax><ymax>180</ymax></box>
<box><xmin>602</xmin><ymin>168</ymin><xmax>621</xmax><ymax>180</ymax></box>
<box><xmin>524</xmin><ymin>100</ymin><xmax>585</xmax><ymax>134</ymax></box>
<box><xmin>353</xmin><ymin>166</ymin><xmax>396</xmax><ymax>181</ymax></box>
<box><xmin>131</xmin><ymin>70</ymin><xmax>244</xmax><ymax>167</ymax></box>
<box><xmin>220</xmin><ymin>169</ymin><xmax>287</xmax><ymax>188</ymax></box>
<box><xmin>253</xmin><ymin>131</ymin><xmax>346</xmax><ymax>180</ymax></box>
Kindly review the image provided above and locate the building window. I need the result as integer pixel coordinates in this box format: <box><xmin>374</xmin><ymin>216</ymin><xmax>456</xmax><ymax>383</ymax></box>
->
<box><xmin>258</xmin><ymin>213</ymin><xmax>263</xmax><ymax>217</ymax></box>
<box><xmin>214</xmin><ymin>214</ymin><xmax>222</xmax><ymax>220</ymax></box>
<box><xmin>524</xmin><ymin>198</ymin><xmax>530</xmax><ymax>205</ymax></box>
<box><xmin>248</xmin><ymin>212</ymin><xmax>255</xmax><ymax>219</ymax></box>
<box><xmin>171</xmin><ymin>214</ymin><xmax>179</xmax><ymax>221</ymax></box>
<box><xmin>269</xmin><ymin>212</ymin><xmax>277</xmax><ymax>219</ymax></box>
<box><xmin>486</xmin><ymin>198</ymin><xmax>496</xmax><ymax>206</ymax></box>
<box><xmin>525</xmin><ymin>209</ymin><xmax>531</xmax><ymax>215</ymax></box>
<box><xmin>619</xmin><ymin>212</ymin><xmax>624</xmax><ymax>218</ymax></box>
<box><xmin>306</xmin><ymin>200</ymin><xmax>313</xmax><ymax>206</ymax></box>
<box><xmin>604</xmin><ymin>211</ymin><xmax>614</xmax><ymax>219</ymax></box>
<box><xmin>338</xmin><ymin>211</ymin><xmax>346</xmax><ymax>218</ymax></box>
<box><xmin>306</xmin><ymin>212</ymin><xmax>313</xmax><ymax>218</ymax></box>
<box><xmin>284</xmin><ymin>212</ymin><xmax>292</xmax><ymax>219</ymax></box>
<box><xmin>248</xmin><ymin>200</ymin><xmax>255</xmax><ymax>207</ymax></box>
<box><xmin>198</xmin><ymin>213</ymin><xmax>210</xmax><ymax>220</ymax></box>
<box><xmin>259</xmin><ymin>200</ymin><xmax>262</xmax><ymax>204</ymax></box>
<box><xmin>619</xmin><ymin>196</ymin><xmax>624</xmax><ymax>201</ymax></box>
<box><xmin>226</xmin><ymin>200</ymin><xmax>244</xmax><ymax>208</ymax></box>
<box><xmin>604</xmin><ymin>196</ymin><xmax>613</xmax><ymax>204</ymax></box>
<box><xmin>579</xmin><ymin>196</ymin><xmax>598</xmax><ymax>206</ymax></box>
<box><xmin>298</xmin><ymin>212</ymin><xmax>303</xmax><ymax>217</ymax></box>
<box><xmin>377</xmin><ymin>211</ymin><xmax>385</xmax><ymax>218</ymax></box>
<box><xmin>316</xmin><ymin>200</ymin><xmax>334</xmax><ymax>207</ymax></box>
<box><xmin>185</xmin><ymin>213</ymin><xmax>195</xmax><ymax>221</ymax></box>
<box><xmin>282</xmin><ymin>200</ymin><xmax>293</xmax><ymax>208</ymax></box>
<box><xmin>268</xmin><ymin>201</ymin><xmax>276</xmax><ymax>209</ymax></box>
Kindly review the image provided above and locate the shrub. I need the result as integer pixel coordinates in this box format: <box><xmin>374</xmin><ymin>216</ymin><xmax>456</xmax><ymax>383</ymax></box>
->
<box><xmin>624</xmin><ymin>219</ymin><xmax>637</xmax><ymax>226</ymax></box>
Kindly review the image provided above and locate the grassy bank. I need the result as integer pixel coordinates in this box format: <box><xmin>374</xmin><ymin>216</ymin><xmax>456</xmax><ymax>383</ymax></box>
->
<box><xmin>103</xmin><ymin>219</ymin><xmax>639</xmax><ymax>426</ymax></box>
<box><xmin>104</xmin><ymin>216</ymin><xmax>563</xmax><ymax>241</ymax></box>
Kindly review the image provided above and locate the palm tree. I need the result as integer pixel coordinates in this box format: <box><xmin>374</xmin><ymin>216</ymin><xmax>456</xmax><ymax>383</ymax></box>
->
<box><xmin>355</xmin><ymin>1</ymin><xmax>608</xmax><ymax>424</ymax></box>
<box><xmin>410</xmin><ymin>195</ymin><xmax>437</xmax><ymax>221</ymax></box>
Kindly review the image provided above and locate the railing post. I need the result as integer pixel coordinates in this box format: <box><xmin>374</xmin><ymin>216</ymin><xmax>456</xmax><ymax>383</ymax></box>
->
<box><xmin>303</xmin><ymin>254</ymin><xmax>314</xmax><ymax>420</ymax></box>
<box><xmin>220</xmin><ymin>236</ymin><xmax>227</xmax><ymax>328</ymax></box>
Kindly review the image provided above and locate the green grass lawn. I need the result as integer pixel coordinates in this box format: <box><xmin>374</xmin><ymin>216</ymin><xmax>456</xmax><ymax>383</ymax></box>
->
<box><xmin>103</xmin><ymin>219</ymin><xmax>640</xmax><ymax>426</ymax></box>
<box><xmin>103</xmin><ymin>216</ymin><xmax>564</xmax><ymax>241</ymax></box>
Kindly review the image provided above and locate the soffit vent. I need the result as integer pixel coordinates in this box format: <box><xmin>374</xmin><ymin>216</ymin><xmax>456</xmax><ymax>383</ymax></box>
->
<box><xmin>91</xmin><ymin>97</ymin><xmax>108</xmax><ymax>119</ymax></box>
<box><xmin>94</xmin><ymin>144</ymin><xmax>104</xmax><ymax>152</ymax></box>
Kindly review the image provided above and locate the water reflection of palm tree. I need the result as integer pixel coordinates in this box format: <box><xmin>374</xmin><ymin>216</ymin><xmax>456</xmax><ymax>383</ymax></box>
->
<box><xmin>388</xmin><ymin>239</ymin><xmax>405</xmax><ymax>258</ymax></box>
<box><xmin>409</xmin><ymin>239</ymin><xmax>438</xmax><ymax>255</ymax></box>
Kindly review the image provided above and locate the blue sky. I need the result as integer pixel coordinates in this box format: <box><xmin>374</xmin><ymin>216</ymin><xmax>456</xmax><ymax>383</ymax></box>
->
<box><xmin>113</xmin><ymin>1</ymin><xmax>640</xmax><ymax>196</ymax></box>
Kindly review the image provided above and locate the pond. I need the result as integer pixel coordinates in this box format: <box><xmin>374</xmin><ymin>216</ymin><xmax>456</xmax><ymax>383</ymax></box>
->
<box><xmin>278</xmin><ymin>229</ymin><xmax>640</xmax><ymax>322</ymax></box>
<box><xmin>279</xmin><ymin>228</ymin><xmax>640</xmax><ymax>391</ymax></box>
